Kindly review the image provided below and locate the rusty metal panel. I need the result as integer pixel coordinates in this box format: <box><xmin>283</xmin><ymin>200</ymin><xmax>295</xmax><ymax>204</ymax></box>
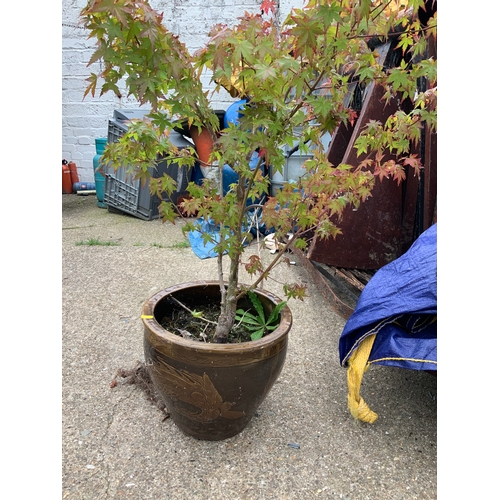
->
<box><xmin>309</xmin><ymin>82</ymin><xmax>408</xmax><ymax>269</ymax></box>
<box><xmin>299</xmin><ymin>2</ymin><xmax>437</xmax><ymax>317</ymax></box>
<box><xmin>326</xmin><ymin>121</ymin><xmax>354</xmax><ymax>167</ymax></box>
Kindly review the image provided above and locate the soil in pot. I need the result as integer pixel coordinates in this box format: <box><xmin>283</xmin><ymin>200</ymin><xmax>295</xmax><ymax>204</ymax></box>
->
<box><xmin>158</xmin><ymin>292</ymin><xmax>281</xmax><ymax>343</ymax></box>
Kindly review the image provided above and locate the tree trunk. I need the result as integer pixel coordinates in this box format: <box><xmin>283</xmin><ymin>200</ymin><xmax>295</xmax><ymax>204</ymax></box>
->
<box><xmin>212</xmin><ymin>264</ymin><xmax>239</xmax><ymax>342</ymax></box>
<box><xmin>212</xmin><ymin>191</ymin><xmax>246</xmax><ymax>343</ymax></box>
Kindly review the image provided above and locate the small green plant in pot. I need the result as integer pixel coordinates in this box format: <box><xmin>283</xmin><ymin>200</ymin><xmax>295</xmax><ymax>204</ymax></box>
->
<box><xmin>80</xmin><ymin>0</ymin><xmax>436</xmax><ymax>439</ymax></box>
<box><xmin>235</xmin><ymin>290</ymin><xmax>288</xmax><ymax>341</ymax></box>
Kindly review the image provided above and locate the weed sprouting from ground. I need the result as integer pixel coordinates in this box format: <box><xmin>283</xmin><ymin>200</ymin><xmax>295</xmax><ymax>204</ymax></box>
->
<box><xmin>151</xmin><ymin>241</ymin><xmax>190</xmax><ymax>249</ymax></box>
<box><xmin>168</xmin><ymin>241</ymin><xmax>190</xmax><ymax>249</ymax></box>
<box><xmin>74</xmin><ymin>238</ymin><xmax>189</xmax><ymax>249</ymax></box>
<box><xmin>76</xmin><ymin>238</ymin><xmax>120</xmax><ymax>246</ymax></box>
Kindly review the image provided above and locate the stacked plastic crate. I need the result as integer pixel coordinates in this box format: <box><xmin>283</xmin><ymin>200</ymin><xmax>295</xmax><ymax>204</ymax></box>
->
<box><xmin>269</xmin><ymin>129</ymin><xmax>332</xmax><ymax>196</ymax></box>
<box><xmin>104</xmin><ymin>109</ymin><xmax>193</xmax><ymax>220</ymax></box>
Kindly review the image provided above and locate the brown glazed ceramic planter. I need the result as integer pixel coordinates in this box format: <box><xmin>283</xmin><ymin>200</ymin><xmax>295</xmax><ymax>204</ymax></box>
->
<box><xmin>142</xmin><ymin>281</ymin><xmax>292</xmax><ymax>441</ymax></box>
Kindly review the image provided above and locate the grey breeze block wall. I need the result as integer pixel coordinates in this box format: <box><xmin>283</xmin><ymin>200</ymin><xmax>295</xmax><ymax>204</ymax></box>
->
<box><xmin>62</xmin><ymin>0</ymin><xmax>304</xmax><ymax>183</ymax></box>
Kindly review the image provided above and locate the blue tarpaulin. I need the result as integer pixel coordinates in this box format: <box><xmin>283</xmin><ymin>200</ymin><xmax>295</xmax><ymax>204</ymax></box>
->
<box><xmin>187</xmin><ymin>219</ymin><xmax>223</xmax><ymax>259</ymax></box>
<box><xmin>339</xmin><ymin>223</ymin><xmax>437</xmax><ymax>371</ymax></box>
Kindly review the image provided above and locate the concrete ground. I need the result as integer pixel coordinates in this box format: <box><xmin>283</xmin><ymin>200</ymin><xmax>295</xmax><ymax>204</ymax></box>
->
<box><xmin>62</xmin><ymin>193</ymin><xmax>437</xmax><ymax>500</ymax></box>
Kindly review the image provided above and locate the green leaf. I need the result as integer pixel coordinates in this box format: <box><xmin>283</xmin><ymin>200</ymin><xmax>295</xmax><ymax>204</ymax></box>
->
<box><xmin>239</xmin><ymin>315</ymin><xmax>263</xmax><ymax>327</ymax></box>
<box><xmin>316</xmin><ymin>4</ymin><xmax>342</xmax><ymax>26</ymax></box>
<box><xmin>250</xmin><ymin>328</ymin><xmax>265</xmax><ymax>341</ymax></box>
<box><xmin>235</xmin><ymin>309</ymin><xmax>262</xmax><ymax>326</ymax></box>
<box><xmin>231</xmin><ymin>38</ymin><xmax>255</xmax><ymax>63</ymax></box>
<box><xmin>289</xmin><ymin>13</ymin><xmax>322</xmax><ymax>59</ymax></box>
<box><xmin>266</xmin><ymin>301</ymin><xmax>287</xmax><ymax>327</ymax></box>
<box><xmin>248</xmin><ymin>291</ymin><xmax>266</xmax><ymax>324</ymax></box>
<box><xmin>254</xmin><ymin>63</ymin><xmax>277</xmax><ymax>81</ymax></box>
<box><xmin>355</xmin><ymin>0</ymin><xmax>371</xmax><ymax>22</ymax></box>
<box><xmin>356</xmin><ymin>65</ymin><xmax>377</xmax><ymax>83</ymax></box>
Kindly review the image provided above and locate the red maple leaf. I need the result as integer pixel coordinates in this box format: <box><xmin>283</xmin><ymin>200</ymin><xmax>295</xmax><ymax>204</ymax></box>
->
<box><xmin>403</xmin><ymin>154</ymin><xmax>422</xmax><ymax>171</ymax></box>
<box><xmin>260</xmin><ymin>0</ymin><xmax>276</xmax><ymax>15</ymax></box>
<box><xmin>347</xmin><ymin>108</ymin><xmax>358</xmax><ymax>127</ymax></box>
<box><xmin>392</xmin><ymin>164</ymin><xmax>406</xmax><ymax>185</ymax></box>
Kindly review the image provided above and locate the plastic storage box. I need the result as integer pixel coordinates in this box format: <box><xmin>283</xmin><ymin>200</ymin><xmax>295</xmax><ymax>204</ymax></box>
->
<box><xmin>269</xmin><ymin>130</ymin><xmax>332</xmax><ymax>196</ymax></box>
<box><xmin>104</xmin><ymin>110</ymin><xmax>193</xmax><ymax>220</ymax></box>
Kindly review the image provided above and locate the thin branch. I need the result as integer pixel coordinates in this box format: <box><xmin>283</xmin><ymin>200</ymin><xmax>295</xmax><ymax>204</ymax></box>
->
<box><xmin>370</xmin><ymin>0</ymin><xmax>396</xmax><ymax>22</ymax></box>
<box><xmin>238</xmin><ymin>225</ymin><xmax>306</xmax><ymax>298</ymax></box>
<box><xmin>169</xmin><ymin>296</ymin><xmax>218</xmax><ymax>325</ymax></box>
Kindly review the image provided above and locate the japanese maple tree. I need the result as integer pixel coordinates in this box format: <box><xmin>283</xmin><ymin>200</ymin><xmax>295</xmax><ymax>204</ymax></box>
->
<box><xmin>80</xmin><ymin>0</ymin><xmax>437</xmax><ymax>342</ymax></box>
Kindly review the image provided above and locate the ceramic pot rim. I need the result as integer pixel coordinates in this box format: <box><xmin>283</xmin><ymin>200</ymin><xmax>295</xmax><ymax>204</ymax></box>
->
<box><xmin>142</xmin><ymin>280</ymin><xmax>292</xmax><ymax>351</ymax></box>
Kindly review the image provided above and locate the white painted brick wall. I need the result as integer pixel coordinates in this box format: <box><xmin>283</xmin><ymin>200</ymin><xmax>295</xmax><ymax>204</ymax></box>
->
<box><xmin>62</xmin><ymin>0</ymin><xmax>305</xmax><ymax>182</ymax></box>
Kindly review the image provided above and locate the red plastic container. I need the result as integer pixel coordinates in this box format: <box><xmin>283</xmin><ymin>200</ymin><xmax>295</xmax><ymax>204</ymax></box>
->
<box><xmin>62</xmin><ymin>160</ymin><xmax>73</xmax><ymax>194</ymax></box>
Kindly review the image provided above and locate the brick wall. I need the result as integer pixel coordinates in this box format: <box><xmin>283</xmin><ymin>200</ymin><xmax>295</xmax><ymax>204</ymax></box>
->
<box><xmin>62</xmin><ymin>0</ymin><xmax>304</xmax><ymax>181</ymax></box>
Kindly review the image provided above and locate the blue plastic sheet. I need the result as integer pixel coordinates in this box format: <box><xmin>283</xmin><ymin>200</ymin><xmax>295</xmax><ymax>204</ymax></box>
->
<box><xmin>187</xmin><ymin>209</ymin><xmax>270</xmax><ymax>259</ymax></box>
<box><xmin>339</xmin><ymin>223</ymin><xmax>437</xmax><ymax>371</ymax></box>
<box><xmin>187</xmin><ymin>219</ymin><xmax>223</xmax><ymax>260</ymax></box>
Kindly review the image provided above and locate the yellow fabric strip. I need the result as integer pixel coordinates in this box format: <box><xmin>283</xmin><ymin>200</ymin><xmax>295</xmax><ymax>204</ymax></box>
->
<box><xmin>341</xmin><ymin>316</ymin><xmax>397</xmax><ymax>367</ymax></box>
<box><xmin>346</xmin><ymin>333</ymin><xmax>378</xmax><ymax>424</ymax></box>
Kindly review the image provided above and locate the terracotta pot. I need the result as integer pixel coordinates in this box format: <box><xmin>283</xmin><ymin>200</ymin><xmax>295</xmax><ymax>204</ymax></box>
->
<box><xmin>142</xmin><ymin>281</ymin><xmax>292</xmax><ymax>441</ymax></box>
<box><xmin>189</xmin><ymin>126</ymin><xmax>213</xmax><ymax>166</ymax></box>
